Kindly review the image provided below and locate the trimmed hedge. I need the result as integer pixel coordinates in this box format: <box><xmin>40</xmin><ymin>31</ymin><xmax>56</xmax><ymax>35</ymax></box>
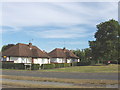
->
<box><xmin>71</xmin><ymin>62</ymin><xmax>78</xmax><ymax>66</ymax></box>
<box><xmin>41</xmin><ymin>63</ymin><xmax>71</xmax><ymax>69</ymax></box>
<box><xmin>31</xmin><ymin>64</ymin><xmax>40</xmax><ymax>70</ymax></box>
<box><xmin>54</xmin><ymin>63</ymin><xmax>64</xmax><ymax>68</ymax></box>
<box><xmin>64</xmin><ymin>63</ymin><xmax>71</xmax><ymax>67</ymax></box>
<box><xmin>2</xmin><ymin>61</ymin><xmax>14</xmax><ymax>69</ymax></box>
<box><xmin>14</xmin><ymin>63</ymin><xmax>25</xmax><ymax>69</ymax></box>
<box><xmin>77</xmin><ymin>61</ymin><xmax>91</xmax><ymax>66</ymax></box>
<box><xmin>41</xmin><ymin>64</ymin><xmax>55</xmax><ymax>69</ymax></box>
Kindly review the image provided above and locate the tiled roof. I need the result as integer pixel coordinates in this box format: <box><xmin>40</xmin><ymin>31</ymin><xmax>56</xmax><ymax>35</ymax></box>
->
<box><xmin>2</xmin><ymin>43</ymin><xmax>49</xmax><ymax>58</ymax></box>
<box><xmin>48</xmin><ymin>48</ymin><xmax>79</xmax><ymax>59</ymax></box>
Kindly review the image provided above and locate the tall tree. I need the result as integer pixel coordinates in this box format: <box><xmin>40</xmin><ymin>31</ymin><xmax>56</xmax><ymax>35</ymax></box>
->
<box><xmin>89</xmin><ymin>19</ymin><xmax>120</xmax><ymax>63</ymax></box>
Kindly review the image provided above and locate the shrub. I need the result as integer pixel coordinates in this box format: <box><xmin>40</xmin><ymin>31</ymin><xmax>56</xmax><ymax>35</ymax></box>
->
<box><xmin>31</xmin><ymin>64</ymin><xmax>40</xmax><ymax>70</ymax></box>
<box><xmin>64</xmin><ymin>63</ymin><xmax>71</xmax><ymax>67</ymax></box>
<box><xmin>71</xmin><ymin>62</ymin><xmax>78</xmax><ymax>66</ymax></box>
<box><xmin>14</xmin><ymin>63</ymin><xmax>25</xmax><ymax>69</ymax></box>
<box><xmin>41</xmin><ymin>64</ymin><xmax>55</xmax><ymax>69</ymax></box>
<box><xmin>54</xmin><ymin>63</ymin><xmax>64</xmax><ymax>68</ymax></box>
<box><xmin>2</xmin><ymin>61</ymin><xmax>14</xmax><ymax>69</ymax></box>
<box><xmin>77</xmin><ymin>61</ymin><xmax>91</xmax><ymax>66</ymax></box>
<box><xmin>103</xmin><ymin>60</ymin><xmax>120</xmax><ymax>65</ymax></box>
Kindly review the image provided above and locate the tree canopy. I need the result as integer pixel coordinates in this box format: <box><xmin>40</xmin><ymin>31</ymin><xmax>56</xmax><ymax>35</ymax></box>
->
<box><xmin>89</xmin><ymin>19</ymin><xmax>120</xmax><ymax>62</ymax></box>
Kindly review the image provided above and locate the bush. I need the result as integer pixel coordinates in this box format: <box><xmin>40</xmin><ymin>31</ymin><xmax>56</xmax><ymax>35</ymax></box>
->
<box><xmin>64</xmin><ymin>63</ymin><xmax>71</xmax><ymax>67</ymax></box>
<box><xmin>77</xmin><ymin>61</ymin><xmax>91</xmax><ymax>66</ymax></box>
<box><xmin>31</xmin><ymin>64</ymin><xmax>40</xmax><ymax>70</ymax></box>
<box><xmin>14</xmin><ymin>63</ymin><xmax>25</xmax><ymax>69</ymax></box>
<box><xmin>103</xmin><ymin>60</ymin><xmax>120</xmax><ymax>65</ymax></box>
<box><xmin>2</xmin><ymin>61</ymin><xmax>14</xmax><ymax>69</ymax></box>
<box><xmin>71</xmin><ymin>62</ymin><xmax>78</xmax><ymax>66</ymax></box>
<box><xmin>54</xmin><ymin>63</ymin><xmax>64</xmax><ymax>68</ymax></box>
<box><xmin>41</xmin><ymin>64</ymin><xmax>55</xmax><ymax>69</ymax></box>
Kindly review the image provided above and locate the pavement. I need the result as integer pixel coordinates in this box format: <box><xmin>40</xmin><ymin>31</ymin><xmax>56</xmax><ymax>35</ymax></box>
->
<box><xmin>1</xmin><ymin>70</ymin><xmax>118</xmax><ymax>80</ymax></box>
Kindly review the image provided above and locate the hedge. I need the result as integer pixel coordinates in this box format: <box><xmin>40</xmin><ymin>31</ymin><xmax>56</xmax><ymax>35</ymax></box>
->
<box><xmin>41</xmin><ymin>64</ymin><xmax>55</xmax><ymax>69</ymax></box>
<box><xmin>2</xmin><ymin>61</ymin><xmax>14</xmax><ymax>69</ymax></box>
<box><xmin>2</xmin><ymin>62</ymin><xmax>40</xmax><ymax>70</ymax></box>
<box><xmin>14</xmin><ymin>63</ymin><xmax>25</xmax><ymax>69</ymax></box>
<box><xmin>103</xmin><ymin>60</ymin><xmax>120</xmax><ymax>65</ymax></box>
<box><xmin>31</xmin><ymin>64</ymin><xmax>40</xmax><ymax>70</ymax></box>
<box><xmin>54</xmin><ymin>63</ymin><xmax>64</xmax><ymax>68</ymax></box>
<box><xmin>71</xmin><ymin>62</ymin><xmax>78</xmax><ymax>66</ymax></box>
<box><xmin>41</xmin><ymin>63</ymin><xmax>71</xmax><ymax>69</ymax></box>
<box><xmin>64</xmin><ymin>63</ymin><xmax>71</xmax><ymax>67</ymax></box>
<box><xmin>77</xmin><ymin>61</ymin><xmax>91</xmax><ymax>66</ymax></box>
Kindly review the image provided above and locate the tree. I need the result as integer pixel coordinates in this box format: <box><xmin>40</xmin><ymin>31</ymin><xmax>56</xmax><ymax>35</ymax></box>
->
<box><xmin>73</xmin><ymin>49</ymin><xmax>85</xmax><ymax>61</ymax></box>
<box><xmin>73</xmin><ymin>48</ymin><xmax>92</xmax><ymax>62</ymax></box>
<box><xmin>1</xmin><ymin>44</ymin><xmax>15</xmax><ymax>52</ymax></box>
<box><xmin>89</xmin><ymin>19</ymin><xmax>120</xmax><ymax>63</ymax></box>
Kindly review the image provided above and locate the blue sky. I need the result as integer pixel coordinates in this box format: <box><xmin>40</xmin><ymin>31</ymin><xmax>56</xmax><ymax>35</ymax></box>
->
<box><xmin>0</xmin><ymin>2</ymin><xmax>118</xmax><ymax>52</ymax></box>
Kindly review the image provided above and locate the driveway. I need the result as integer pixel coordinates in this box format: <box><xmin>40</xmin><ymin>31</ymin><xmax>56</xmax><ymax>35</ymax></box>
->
<box><xmin>1</xmin><ymin>70</ymin><xmax>118</xmax><ymax>80</ymax></box>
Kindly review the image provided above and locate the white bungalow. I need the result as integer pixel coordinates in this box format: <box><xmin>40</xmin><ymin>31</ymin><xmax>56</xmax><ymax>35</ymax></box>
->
<box><xmin>48</xmin><ymin>48</ymin><xmax>80</xmax><ymax>63</ymax></box>
<box><xmin>2</xmin><ymin>43</ymin><xmax>50</xmax><ymax>66</ymax></box>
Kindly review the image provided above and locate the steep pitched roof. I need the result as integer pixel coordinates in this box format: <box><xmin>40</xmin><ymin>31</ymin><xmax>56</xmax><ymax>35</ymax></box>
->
<box><xmin>48</xmin><ymin>48</ymin><xmax>79</xmax><ymax>59</ymax></box>
<box><xmin>2</xmin><ymin>43</ymin><xmax>49</xmax><ymax>58</ymax></box>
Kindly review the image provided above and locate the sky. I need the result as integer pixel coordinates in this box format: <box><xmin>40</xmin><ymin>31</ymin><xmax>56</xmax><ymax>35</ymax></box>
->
<box><xmin>0</xmin><ymin>1</ymin><xmax>118</xmax><ymax>52</ymax></box>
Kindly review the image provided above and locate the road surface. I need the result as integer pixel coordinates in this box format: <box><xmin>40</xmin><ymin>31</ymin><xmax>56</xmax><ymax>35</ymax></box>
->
<box><xmin>1</xmin><ymin>70</ymin><xmax>118</xmax><ymax>80</ymax></box>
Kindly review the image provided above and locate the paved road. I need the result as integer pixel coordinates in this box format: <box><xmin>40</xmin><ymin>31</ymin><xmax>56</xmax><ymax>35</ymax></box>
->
<box><xmin>1</xmin><ymin>70</ymin><xmax>118</xmax><ymax>80</ymax></box>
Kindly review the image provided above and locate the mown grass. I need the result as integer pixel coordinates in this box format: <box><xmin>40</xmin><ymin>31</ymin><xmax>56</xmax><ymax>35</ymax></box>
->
<box><xmin>1</xmin><ymin>64</ymin><xmax>119</xmax><ymax>73</ymax></box>
<box><xmin>1</xmin><ymin>81</ymin><xmax>81</xmax><ymax>88</ymax></box>
<box><xmin>2</xmin><ymin>75</ymin><xmax>118</xmax><ymax>85</ymax></box>
<box><xmin>40</xmin><ymin>64</ymin><xmax>119</xmax><ymax>73</ymax></box>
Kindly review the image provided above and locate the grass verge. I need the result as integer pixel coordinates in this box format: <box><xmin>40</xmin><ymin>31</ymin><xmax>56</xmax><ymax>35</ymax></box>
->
<box><xmin>2</xmin><ymin>75</ymin><xmax>118</xmax><ymax>85</ymax></box>
<box><xmin>39</xmin><ymin>64</ymin><xmax>119</xmax><ymax>73</ymax></box>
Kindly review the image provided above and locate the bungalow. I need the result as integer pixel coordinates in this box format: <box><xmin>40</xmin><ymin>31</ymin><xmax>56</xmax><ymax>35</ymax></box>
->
<box><xmin>2</xmin><ymin>43</ymin><xmax>50</xmax><ymax>66</ymax></box>
<box><xmin>48</xmin><ymin>48</ymin><xmax>80</xmax><ymax>63</ymax></box>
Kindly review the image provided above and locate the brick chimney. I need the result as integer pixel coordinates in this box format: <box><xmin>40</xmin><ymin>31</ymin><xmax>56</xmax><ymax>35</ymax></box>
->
<box><xmin>29</xmin><ymin>43</ymin><xmax>32</xmax><ymax>50</ymax></box>
<box><xmin>63</xmin><ymin>47</ymin><xmax>66</xmax><ymax>53</ymax></box>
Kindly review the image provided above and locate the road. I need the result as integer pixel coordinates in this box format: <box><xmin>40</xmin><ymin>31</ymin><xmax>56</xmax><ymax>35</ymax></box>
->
<box><xmin>1</xmin><ymin>70</ymin><xmax>118</xmax><ymax>80</ymax></box>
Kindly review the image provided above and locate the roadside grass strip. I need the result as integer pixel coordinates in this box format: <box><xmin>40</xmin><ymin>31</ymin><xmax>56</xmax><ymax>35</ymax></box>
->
<box><xmin>1</xmin><ymin>64</ymin><xmax>119</xmax><ymax>73</ymax></box>
<box><xmin>39</xmin><ymin>64</ymin><xmax>119</xmax><ymax>73</ymax></box>
<box><xmin>2</xmin><ymin>75</ymin><xmax>118</xmax><ymax>85</ymax></box>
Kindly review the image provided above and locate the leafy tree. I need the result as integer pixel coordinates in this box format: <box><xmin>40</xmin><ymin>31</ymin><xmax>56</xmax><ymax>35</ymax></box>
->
<box><xmin>89</xmin><ymin>19</ymin><xmax>120</xmax><ymax>63</ymax></box>
<box><xmin>73</xmin><ymin>48</ymin><xmax>92</xmax><ymax>62</ymax></box>
<box><xmin>1</xmin><ymin>45</ymin><xmax>7</xmax><ymax>52</ymax></box>
<box><xmin>1</xmin><ymin>44</ymin><xmax>14</xmax><ymax>52</ymax></box>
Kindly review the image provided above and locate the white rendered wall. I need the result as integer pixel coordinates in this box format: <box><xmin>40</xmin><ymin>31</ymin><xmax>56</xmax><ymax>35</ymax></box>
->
<box><xmin>33</xmin><ymin>58</ymin><xmax>50</xmax><ymax>66</ymax></box>
<box><xmin>67</xmin><ymin>58</ymin><xmax>79</xmax><ymax>63</ymax></box>
<box><xmin>50</xmin><ymin>58</ymin><xmax>66</xmax><ymax>63</ymax></box>
<box><xmin>67</xmin><ymin>59</ymin><xmax>72</xmax><ymax>63</ymax></box>
<box><xmin>10</xmin><ymin>57</ymin><xmax>32</xmax><ymax>63</ymax></box>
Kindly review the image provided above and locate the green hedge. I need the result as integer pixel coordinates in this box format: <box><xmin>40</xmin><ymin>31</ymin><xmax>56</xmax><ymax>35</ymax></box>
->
<box><xmin>14</xmin><ymin>63</ymin><xmax>25</xmax><ymax>69</ymax></box>
<box><xmin>71</xmin><ymin>62</ymin><xmax>78</xmax><ymax>66</ymax></box>
<box><xmin>41</xmin><ymin>63</ymin><xmax>71</xmax><ymax>69</ymax></box>
<box><xmin>54</xmin><ymin>63</ymin><xmax>64</xmax><ymax>68</ymax></box>
<box><xmin>103</xmin><ymin>60</ymin><xmax>120</xmax><ymax>65</ymax></box>
<box><xmin>41</xmin><ymin>64</ymin><xmax>55</xmax><ymax>69</ymax></box>
<box><xmin>77</xmin><ymin>61</ymin><xmax>91</xmax><ymax>66</ymax></box>
<box><xmin>31</xmin><ymin>64</ymin><xmax>40</xmax><ymax>70</ymax></box>
<box><xmin>64</xmin><ymin>63</ymin><xmax>71</xmax><ymax>67</ymax></box>
<box><xmin>2</xmin><ymin>62</ymin><xmax>41</xmax><ymax>70</ymax></box>
<box><xmin>2</xmin><ymin>61</ymin><xmax>14</xmax><ymax>69</ymax></box>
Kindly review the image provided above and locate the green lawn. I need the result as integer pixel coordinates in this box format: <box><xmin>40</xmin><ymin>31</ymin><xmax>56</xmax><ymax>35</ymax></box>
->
<box><xmin>40</xmin><ymin>64</ymin><xmax>119</xmax><ymax>73</ymax></box>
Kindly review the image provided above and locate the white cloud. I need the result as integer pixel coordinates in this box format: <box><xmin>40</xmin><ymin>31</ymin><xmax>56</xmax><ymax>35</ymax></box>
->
<box><xmin>0</xmin><ymin>0</ymin><xmax>119</xmax><ymax>3</ymax></box>
<box><xmin>2</xmin><ymin>2</ymin><xmax>117</xmax><ymax>27</ymax></box>
<box><xmin>48</xmin><ymin>41</ymin><xmax>87</xmax><ymax>45</ymax></box>
<box><xmin>25</xmin><ymin>27</ymin><xmax>94</xmax><ymax>38</ymax></box>
<box><xmin>1</xmin><ymin>2</ymin><xmax>118</xmax><ymax>38</ymax></box>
